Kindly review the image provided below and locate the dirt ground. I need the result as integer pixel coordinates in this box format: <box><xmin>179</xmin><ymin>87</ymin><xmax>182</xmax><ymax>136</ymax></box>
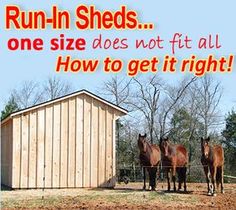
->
<box><xmin>1</xmin><ymin>183</ymin><xmax>236</xmax><ymax>209</ymax></box>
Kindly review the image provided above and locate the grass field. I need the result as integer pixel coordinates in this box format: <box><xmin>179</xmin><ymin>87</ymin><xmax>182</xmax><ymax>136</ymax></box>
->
<box><xmin>1</xmin><ymin>183</ymin><xmax>236</xmax><ymax>209</ymax></box>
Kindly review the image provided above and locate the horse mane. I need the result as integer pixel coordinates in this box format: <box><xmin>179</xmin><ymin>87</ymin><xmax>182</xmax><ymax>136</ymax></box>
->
<box><xmin>161</xmin><ymin>138</ymin><xmax>177</xmax><ymax>156</ymax></box>
<box><xmin>145</xmin><ymin>139</ymin><xmax>152</xmax><ymax>150</ymax></box>
<box><xmin>207</xmin><ymin>144</ymin><xmax>223</xmax><ymax>161</ymax></box>
<box><xmin>170</xmin><ymin>145</ymin><xmax>177</xmax><ymax>155</ymax></box>
<box><xmin>147</xmin><ymin>139</ymin><xmax>159</xmax><ymax>154</ymax></box>
<box><xmin>139</xmin><ymin>137</ymin><xmax>155</xmax><ymax>154</ymax></box>
<box><xmin>208</xmin><ymin>145</ymin><xmax>214</xmax><ymax>161</ymax></box>
<box><xmin>139</xmin><ymin>136</ymin><xmax>161</xmax><ymax>168</ymax></box>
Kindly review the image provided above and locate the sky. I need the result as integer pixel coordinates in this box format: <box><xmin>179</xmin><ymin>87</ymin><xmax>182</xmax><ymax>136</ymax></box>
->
<box><xmin>0</xmin><ymin>0</ymin><xmax>236</xmax><ymax>118</ymax></box>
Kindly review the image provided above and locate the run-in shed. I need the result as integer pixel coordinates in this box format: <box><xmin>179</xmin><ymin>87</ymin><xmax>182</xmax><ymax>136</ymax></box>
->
<box><xmin>1</xmin><ymin>89</ymin><xmax>127</xmax><ymax>189</ymax></box>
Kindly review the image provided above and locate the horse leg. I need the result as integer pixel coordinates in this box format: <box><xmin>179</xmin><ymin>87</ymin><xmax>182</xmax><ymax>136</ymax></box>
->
<box><xmin>172</xmin><ymin>167</ymin><xmax>177</xmax><ymax>192</ymax></box>
<box><xmin>210</xmin><ymin>166</ymin><xmax>217</xmax><ymax>196</ymax></box>
<box><xmin>143</xmin><ymin>167</ymin><xmax>146</xmax><ymax>190</ymax></box>
<box><xmin>216</xmin><ymin>167</ymin><xmax>220</xmax><ymax>191</ymax></box>
<box><xmin>167</xmin><ymin>169</ymin><xmax>171</xmax><ymax>191</ymax></box>
<box><xmin>203</xmin><ymin>166</ymin><xmax>211</xmax><ymax>195</ymax></box>
<box><xmin>148</xmin><ymin>168</ymin><xmax>153</xmax><ymax>190</ymax></box>
<box><xmin>152</xmin><ymin>167</ymin><xmax>157</xmax><ymax>191</ymax></box>
<box><xmin>221</xmin><ymin>166</ymin><xmax>224</xmax><ymax>194</ymax></box>
<box><xmin>149</xmin><ymin>168</ymin><xmax>155</xmax><ymax>191</ymax></box>
<box><xmin>177</xmin><ymin>168</ymin><xmax>182</xmax><ymax>191</ymax></box>
<box><xmin>178</xmin><ymin>181</ymin><xmax>181</xmax><ymax>191</ymax></box>
<box><xmin>183</xmin><ymin>167</ymin><xmax>187</xmax><ymax>192</ymax></box>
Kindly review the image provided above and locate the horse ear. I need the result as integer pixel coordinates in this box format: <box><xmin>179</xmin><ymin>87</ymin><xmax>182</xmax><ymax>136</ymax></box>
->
<box><xmin>164</xmin><ymin>137</ymin><xmax>168</xmax><ymax>141</ymax></box>
<box><xmin>201</xmin><ymin>137</ymin><xmax>203</xmax><ymax>142</ymax></box>
<box><xmin>139</xmin><ymin>134</ymin><xmax>141</xmax><ymax>138</ymax></box>
<box><xmin>207</xmin><ymin>136</ymin><xmax>210</xmax><ymax>142</ymax></box>
<box><xmin>144</xmin><ymin>133</ymin><xmax>147</xmax><ymax>138</ymax></box>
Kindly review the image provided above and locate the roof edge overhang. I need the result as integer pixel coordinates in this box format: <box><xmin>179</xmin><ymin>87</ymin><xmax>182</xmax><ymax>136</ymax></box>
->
<box><xmin>1</xmin><ymin>116</ymin><xmax>12</xmax><ymax>125</ymax></box>
<box><xmin>1</xmin><ymin>89</ymin><xmax>128</xmax><ymax>121</ymax></box>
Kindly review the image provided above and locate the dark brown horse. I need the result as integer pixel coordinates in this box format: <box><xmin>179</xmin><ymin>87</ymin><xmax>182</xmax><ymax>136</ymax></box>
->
<box><xmin>138</xmin><ymin>134</ymin><xmax>161</xmax><ymax>190</ymax></box>
<box><xmin>201</xmin><ymin>137</ymin><xmax>224</xmax><ymax>196</ymax></box>
<box><xmin>160</xmin><ymin>137</ymin><xmax>188</xmax><ymax>192</ymax></box>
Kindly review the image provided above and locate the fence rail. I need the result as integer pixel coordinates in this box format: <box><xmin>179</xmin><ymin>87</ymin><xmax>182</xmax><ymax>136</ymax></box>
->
<box><xmin>117</xmin><ymin>164</ymin><xmax>236</xmax><ymax>183</ymax></box>
<box><xmin>118</xmin><ymin>164</ymin><xmax>218</xmax><ymax>169</ymax></box>
<box><xmin>224</xmin><ymin>175</ymin><xmax>236</xmax><ymax>179</ymax></box>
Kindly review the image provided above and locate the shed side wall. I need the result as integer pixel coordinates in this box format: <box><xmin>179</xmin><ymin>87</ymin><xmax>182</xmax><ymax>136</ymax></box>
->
<box><xmin>11</xmin><ymin>94</ymin><xmax>124</xmax><ymax>189</ymax></box>
<box><xmin>1</xmin><ymin>119</ymin><xmax>13</xmax><ymax>187</ymax></box>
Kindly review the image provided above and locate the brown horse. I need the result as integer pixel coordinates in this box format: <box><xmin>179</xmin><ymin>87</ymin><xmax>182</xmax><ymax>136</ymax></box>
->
<box><xmin>201</xmin><ymin>137</ymin><xmax>224</xmax><ymax>196</ymax></box>
<box><xmin>138</xmin><ymin>134</ymin><xmax>161</xmax><ymax>190</ymax></box>
<box><xmin>160</xmin><ymin>137</ymin><xmax>188</xmax><ymax>192</ymax></box>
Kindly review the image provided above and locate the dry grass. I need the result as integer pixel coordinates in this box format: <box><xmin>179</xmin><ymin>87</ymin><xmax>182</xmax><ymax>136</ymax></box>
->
<box><xmin>1</xmin><ymin>183</ymin><xmax>236</xmax><ymax>209</ymax></box>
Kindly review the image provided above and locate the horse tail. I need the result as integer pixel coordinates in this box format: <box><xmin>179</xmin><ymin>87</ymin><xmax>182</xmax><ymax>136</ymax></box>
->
<box><xmin>216</xmin><ymin>167</ymin><xmax>221</xmax><ymax>187</ymax></box>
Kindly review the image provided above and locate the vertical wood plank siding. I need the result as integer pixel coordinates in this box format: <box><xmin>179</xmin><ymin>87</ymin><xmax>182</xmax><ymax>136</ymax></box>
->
<box><xmin>3</xmin><ymin>93</ymin><xmax>124</xmax><ymax>189</ymax></box>
<box><xmin>1</xmin><ymin>119</ymin><xmax>13</xmax><ymax>187</ymax></box>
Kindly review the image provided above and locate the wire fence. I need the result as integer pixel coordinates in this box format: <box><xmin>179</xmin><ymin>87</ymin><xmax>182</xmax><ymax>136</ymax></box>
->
<box><xmin>117</xmin><ymin>163</ymin><xmax>236</xmax><ymax>184</ymax></box>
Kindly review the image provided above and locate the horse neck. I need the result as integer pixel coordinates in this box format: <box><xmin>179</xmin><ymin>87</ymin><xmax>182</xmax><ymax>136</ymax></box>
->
<box><xmin>145</xmin><ymin>141</ymin><xmax>152</xmax><ymax>153</ymax></box>
<box><xmin>208</xmin><ymin>145</ymin><xmax>214</xmax><ymax>161</ymax></box>
<box><xmin>167</xmin><ymin>143</ymin><xmax>175</xmax><ymax>156</ymax></box>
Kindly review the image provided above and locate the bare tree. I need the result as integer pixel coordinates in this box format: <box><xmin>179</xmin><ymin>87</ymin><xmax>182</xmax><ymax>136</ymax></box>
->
<box><xmin>11</xmin><ymin>77</ymin><xmax>74</xmax><ymax>109</ymax></box>
<box><xmin>12</xmin><ymin>81</ymin><xmax>43</xmax><ymax>109</ymax></box>
<box><xmin>169</xmin><ymin>85</ymin><xmax>204</xmax><ymax>174</ymax></box>
<box><xmin>98</xmin><ymin>76</ymin><xmax>132</xmax><ymax>107</ymax></box>
<box><xmin>43</xmin><ymin>76</ymin><xmax>74</xmax><ymax>100</ymax></box>
<box><xmin>99</xmin><ymin>75</ymin><xmax>196</xmax><ymax>144</ymax></box>
<box><xmin>167</xmin><ymin>76</ymin><xmax>222</xmax><ymax>176</ymax></box>
<box><xmin>158</xmin><ymin>76</ymin><xmax>197</xmax><ymax>138</ymax></box>
<box><xmin>193</xmin><ymin>75</ymin><xmax>223</xmax><ymax>138</ymax></box>
<box><xmin>128</xmin><ymin>75</ymin><xmax>163</xmax><ymax>143</ymax></box>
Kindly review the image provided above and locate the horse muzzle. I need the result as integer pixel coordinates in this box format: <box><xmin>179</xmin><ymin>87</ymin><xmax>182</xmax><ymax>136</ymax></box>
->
<box><xmin>164</xmin><ymin>152</ymin><xmax>169</xmax><ymax>158</ymax></box>
<box><xmin>204</xmin><ymin>153</ymin><xmax>209</xmax><ymax>159</ymax></box>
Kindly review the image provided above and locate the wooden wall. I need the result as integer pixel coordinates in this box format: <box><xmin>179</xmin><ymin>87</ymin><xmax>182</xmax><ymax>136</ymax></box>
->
<box><xmin>1</xmin><ymin>119</ymin><xmax>13</xmax><ymax>187</ymax></box>
<box><xmin>9</xmin><ymin>93</ymin><xmax>123</xmax><ymax>189</ymax></box>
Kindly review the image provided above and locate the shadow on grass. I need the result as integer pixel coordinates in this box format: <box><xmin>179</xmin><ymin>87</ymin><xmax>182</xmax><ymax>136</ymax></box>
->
<box><xmin>161</xmin><ymin>190</ymin><xmax>194</xmax><ymax>194</ymax></box>
<box><xmin>88</xmin><ymin>187</ymin><xmax>144</xmax><ymax>193</ymax></box>
<box><xmin>89</xmin><ymin>186</ymin><xmax>194</xmax><ymax>195</ymax></box>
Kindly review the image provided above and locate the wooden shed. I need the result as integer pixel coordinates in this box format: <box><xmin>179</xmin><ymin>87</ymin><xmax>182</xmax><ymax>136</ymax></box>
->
<box><xmin>1</xmin><ymin>89</ymin><xmax>127</xmax><ymax>189</ymax></box>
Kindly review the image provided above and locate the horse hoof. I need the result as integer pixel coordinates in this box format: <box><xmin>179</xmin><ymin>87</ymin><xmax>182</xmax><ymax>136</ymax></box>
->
<box><xmin>213</xmin><ymin>193</ymin><xmax>217</xmax><ymax>197</ymax></box>
<box><xmin>221</xmin><ymin>190</ymin><xmax>225</xmax><ymax>194</ymax></box>
<box><xmin>207</xmin><ymin>192</ymin><xmax>212</xmax><ymax>196</ymax></box>
<box><xmin>151</xmin><ymin>188</ymin><xmax>156</xmax><ymax>191</ymax></box>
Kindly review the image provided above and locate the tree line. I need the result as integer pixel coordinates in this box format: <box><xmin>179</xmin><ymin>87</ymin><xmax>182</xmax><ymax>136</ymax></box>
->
<box><xmin>99</xmin><ymin>75</ymin><xmax>236</xmax><ymax>182</ymax></box>
<box><xmin>1</xmin><ymin>75</ymin><xmax>235</xmax><ymax>182</ymax></box>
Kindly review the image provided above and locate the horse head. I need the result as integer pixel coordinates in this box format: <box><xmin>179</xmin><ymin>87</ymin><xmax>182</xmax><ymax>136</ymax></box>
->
<box><xmin>201</xmin><ymin>137</ymin><xmax>210</xmax><ymax>159</ymax></box>
<box><xmin>138</xmin><ymin>133</ymin><xmax>147</xmax><ymax>153</ymax></box>
<box><xmin>160</xmin><ymin>137</ymin><xmax>170</xmax><ymax>157</ymax></box>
